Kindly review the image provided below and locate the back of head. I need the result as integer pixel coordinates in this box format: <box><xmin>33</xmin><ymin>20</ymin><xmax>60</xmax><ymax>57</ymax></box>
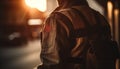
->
<box><xmin>57</xmin><ymin>0</ymin><xmax>88</xmax><ymax>7</ymax></box>
<box><xmin>70</xmin><ymin>0</ymin><xmax>88</xmax><ymax>6</ymax></box>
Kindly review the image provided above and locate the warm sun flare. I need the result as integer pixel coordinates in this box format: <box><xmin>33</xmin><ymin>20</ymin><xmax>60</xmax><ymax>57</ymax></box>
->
<box><xmin>25</xmin><ymin>0</ymin><xmax>47</xmax><ymax>12</ymax></box>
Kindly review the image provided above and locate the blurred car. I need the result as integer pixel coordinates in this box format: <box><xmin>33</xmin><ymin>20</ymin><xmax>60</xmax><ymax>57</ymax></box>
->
<box><xmin>0</xmin><ymin>24</ymin><xmax>28</xmax><ymax>46</ymax></box>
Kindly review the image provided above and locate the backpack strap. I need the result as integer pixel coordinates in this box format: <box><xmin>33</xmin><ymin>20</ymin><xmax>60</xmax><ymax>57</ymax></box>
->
<box><xmin>71</xmin><ymin>8</ymin><xmax>94</xmax><ymax>38</ymax></box>
<box><xmin>71</xmin><ymin>8</ymin><xmax>91</xmax><ymax>27</ymax></box>
<box><xmin>54</xmin><ymin>11</ymin><xmax>77</xmax><ymax>40</ymax></box>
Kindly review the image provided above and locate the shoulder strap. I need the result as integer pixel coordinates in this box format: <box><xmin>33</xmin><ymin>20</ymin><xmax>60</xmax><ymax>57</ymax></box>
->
<box><xmin>71</xmin><ymin>8</ymin><xmax>91</xmax><ymax>28</ymax></box>
<box><xmin>54</xmin><ymin>11</ymin><xmax>75</xmax><ymax>38</ymax></box>
<box><xmin>71</xmin><ymin>8</ymin><xmax>93</xmax><ymax>37</ymax></box>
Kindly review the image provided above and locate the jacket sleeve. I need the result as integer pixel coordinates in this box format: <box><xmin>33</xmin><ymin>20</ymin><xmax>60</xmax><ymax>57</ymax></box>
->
<box><xmin>40</xmin><ymin>14</ymin><xmax>60</xmax><ymax>66</ymax></box>
<box><xmin>40</xmin><ymin>11</ymin><xmax>72</xmax><ymax>66</ymax></box>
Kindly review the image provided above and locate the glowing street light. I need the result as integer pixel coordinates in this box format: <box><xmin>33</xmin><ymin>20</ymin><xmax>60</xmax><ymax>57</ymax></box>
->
<box><xmin>25</xmin><ymin>0</ymin><xmax>47</xmax><ymax>12</ymax></box>
<box><xmin>107</xmin><ymin>1</ymin><xmax>113</xmax><ymax>37</ymax></box>
<box><xmin>28</xmin><ymin>19</ymin><xmax>42</xmax><ymax>25</ymax></box>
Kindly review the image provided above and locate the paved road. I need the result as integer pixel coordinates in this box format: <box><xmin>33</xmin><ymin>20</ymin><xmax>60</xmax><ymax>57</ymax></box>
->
<box><xmin>0</xmin><ymin>39</ymin><xmax>119</xmax><ymax>69</ymax></box>
<box><xmin>0</xmin><ymin>39</ymin><xmax>42</xmax><ymax>69</ymax></box>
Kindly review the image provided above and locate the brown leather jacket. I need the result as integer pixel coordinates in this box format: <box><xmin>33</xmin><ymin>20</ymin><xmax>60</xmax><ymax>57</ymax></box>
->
<box><xmin>40</xmin><ymin>2</ymin><xmax>112</xmax><ymax>69</ymax></box>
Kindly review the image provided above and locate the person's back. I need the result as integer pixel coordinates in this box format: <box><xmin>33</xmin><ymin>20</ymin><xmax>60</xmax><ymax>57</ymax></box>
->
<box><xmin>37</xmin><ymin>0</ymin><xmax>118</xmax><ymax>69</ymax></box>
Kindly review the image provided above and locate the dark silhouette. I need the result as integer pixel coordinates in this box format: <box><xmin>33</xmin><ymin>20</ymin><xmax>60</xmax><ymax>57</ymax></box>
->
<box><xmin>37</xmin><ymin>0</ymin><xmax>120</xmax><ymax>69</ymax></box>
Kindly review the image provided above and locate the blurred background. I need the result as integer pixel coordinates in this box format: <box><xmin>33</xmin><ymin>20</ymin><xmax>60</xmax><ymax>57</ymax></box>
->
<box><xmin>0</xmin><ymin>0</ymin><xmax>119</xmax><ymax>69</ymax></box>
